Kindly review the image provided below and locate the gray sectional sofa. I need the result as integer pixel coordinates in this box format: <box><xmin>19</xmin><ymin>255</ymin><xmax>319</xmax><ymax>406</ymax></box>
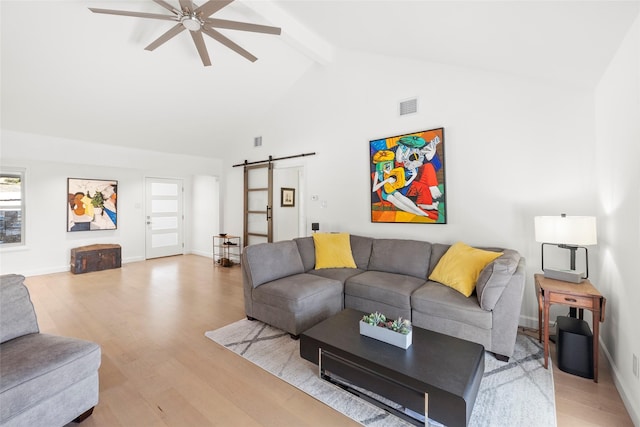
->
<box><xmin>0</xmin><ymin>274</ymin><xmax>101</xmax><ymax>427</ymax></box>
<box><xmin>242</xmin><ymin>235</ymin><xmax>525</xmax><ymax>361</ymax></box>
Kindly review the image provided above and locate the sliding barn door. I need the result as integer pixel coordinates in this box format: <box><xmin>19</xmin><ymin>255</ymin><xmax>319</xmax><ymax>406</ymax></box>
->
<box><xmin>244</xmin><ymin>163</ymin><xmax>273</xmax><ymax>246</ymax></box>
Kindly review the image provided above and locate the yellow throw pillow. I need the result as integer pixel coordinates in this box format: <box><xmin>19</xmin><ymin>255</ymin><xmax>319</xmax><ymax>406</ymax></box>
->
<box><xmin>313</xmin><ymin>233</ymin><xmax>357</xmax><ymax>269</ymax></box>
<box><xmin>429</xmin><ymin>242</ymin><xmax>502</xmax><ymax>297</ymax></box>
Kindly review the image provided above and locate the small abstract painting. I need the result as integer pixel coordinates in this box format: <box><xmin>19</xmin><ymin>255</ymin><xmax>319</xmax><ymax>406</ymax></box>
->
<box><xmin>67</xmin><ymin>178</ymin><xmax>118</xmax><ymax>231</ymax></box>
<box><xmin>370</xmin><ymin>128</ymin><xmax>446</xmax><ymax>223</ymax></box>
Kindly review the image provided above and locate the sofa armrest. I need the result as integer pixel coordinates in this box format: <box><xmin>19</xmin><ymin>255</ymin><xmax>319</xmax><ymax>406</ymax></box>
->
<box><xmin>476</xmin><ymin>249</ymin><xmax>521</xmax><ymax>311</ymax></box>
<box><xmin>241</xmin><ymin>252</ymin><xmax>254</xmax><ymax>317</ymax></box>
<box><xmin>0</xmin><ymin>275</ymin><xmax>39</xmax><ymax>344</ymax></box>
<box><xmin>489</xmin><ymin>258</ymin><xmax>526</xmax><ymax>358</ymax></box>
<box><xmin>242</xmin><ymin>241</ymin><xmax>306</xmax><ymax>317</ymax></box>
<box><xmin>244</xmin><ymin>241</ymin><xmax>305</xmax><ymax>288</ymax></box>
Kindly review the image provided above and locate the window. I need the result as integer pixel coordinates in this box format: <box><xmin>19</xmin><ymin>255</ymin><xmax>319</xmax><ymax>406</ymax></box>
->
<box><xmin>0</xmin><ymin>169</ymin><xmax>25</xmax><ymax>246</ymax></box>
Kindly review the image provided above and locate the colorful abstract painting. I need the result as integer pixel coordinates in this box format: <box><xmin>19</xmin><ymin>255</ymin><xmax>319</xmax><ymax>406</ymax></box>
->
<box><xmin>370</xmin><ymin>128</ymin><xmax>446</xmax><ymax>224</ymax></box>
<box><xmin>67</xmin><ymin>178</ymin><xmax>118</xmax><ymax>231</ymax></box>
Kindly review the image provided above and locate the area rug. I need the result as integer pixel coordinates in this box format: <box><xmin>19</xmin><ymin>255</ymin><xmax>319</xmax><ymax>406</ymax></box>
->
<box><xmin>205</xmin><ymin>320</ymin><xmax>556</xmax><ymax>427</ymax></box>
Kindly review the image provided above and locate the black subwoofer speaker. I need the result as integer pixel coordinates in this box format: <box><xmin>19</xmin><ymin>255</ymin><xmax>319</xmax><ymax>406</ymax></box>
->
<box><xmin>556</xmin><ymin>315</ymin><xmax>594</xmax><ymax>379</ymax></box>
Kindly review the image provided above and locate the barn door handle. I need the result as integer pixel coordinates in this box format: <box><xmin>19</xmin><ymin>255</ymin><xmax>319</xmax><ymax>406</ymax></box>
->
<box><xmin>266</xmin><ymin>205</ymin><xmax>272</xmax><ymax>220</ymax></box>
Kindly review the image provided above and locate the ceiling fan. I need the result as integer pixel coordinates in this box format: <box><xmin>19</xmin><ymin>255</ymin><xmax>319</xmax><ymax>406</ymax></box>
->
<box><xmin>89</xmin><ymin>0</ymin><xmax>281</xmax><ymax>67</ymax></box>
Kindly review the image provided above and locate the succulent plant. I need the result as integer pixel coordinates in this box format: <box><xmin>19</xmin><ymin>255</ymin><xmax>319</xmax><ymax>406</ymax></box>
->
<box><xmin>361</xmin><ymin>312</ymin><xmax>412</xmax><ymax>335</ymax></box>
<box><xmin>390</xmin><ymin>317</ymin><xmax>412</xmax><ymax>335</ymax></box>
<box><xmin>362</xmin><ymin>312</ymin><xmax>386</xmax><ymax>326</ymax></box>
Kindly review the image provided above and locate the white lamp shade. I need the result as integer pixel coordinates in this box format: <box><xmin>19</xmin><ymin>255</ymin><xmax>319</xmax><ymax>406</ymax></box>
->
<box><xmin>534</xmin><ymin>215</ymin><xmax>597</xmax><ymax>245</ymax></box>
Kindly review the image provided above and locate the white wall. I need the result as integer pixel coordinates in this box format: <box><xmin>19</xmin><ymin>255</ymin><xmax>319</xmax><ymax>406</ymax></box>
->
<box><xmin>220</xmin><ymin>49</ymin><xmax>598</xmax><ymax>327</ymax></box>
<box><xmin>192</xmin><ymin>175</ymin><xmax>220</xmax><ymax>257</ymax></box>
<box><xmin>0</xmin><ymin>130</ymin><xmax>222</xmax><ymax>276</ymax></box>
<box><xmin>273</xmin><ymin>166</ymin><xmax>300</xmax><ymax>242</ymax></box>
<box><xmin>594</xmin><ymin>14</ymin><xmax>640</xmax><ymax>425</ymax></box>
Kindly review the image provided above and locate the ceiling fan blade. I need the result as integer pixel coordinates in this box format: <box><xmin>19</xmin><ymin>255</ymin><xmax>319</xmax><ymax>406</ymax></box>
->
<box><xmin>190</xmin><ymin>31</ymin><xmax>212</xmax><ymax>66</ymax></box>
<box><xmin>152</xmin><ymin>0</ymin><xmax>179</xmax><ymax>14</ymax></box>
<box><xmin>145</xmin><ymin>23</ymin><xmax>186</xmax><ymax>51</ymax></box>
<box><xmin>196</xmin><ymin>1</ymin><xmax>234</xmax><ymax>18</ymax></box>
<box><xmin>179</xmin><ymin>0</ymin><xmax>194</xmax><ymax>12</ymax></box>
<box><xmin>205</xmin><ymin>18</ymin><xmax>281</xmax><ymax>35</ymax></box>
<box><xmin>89</xmin><ymin>8</ymin><xmax>177</xmax><ymax>22</ymax></box>
<box><xmin>202</xmin><ymin>27</ymin><xmax>257</xmax><ymax>62</ymax></box>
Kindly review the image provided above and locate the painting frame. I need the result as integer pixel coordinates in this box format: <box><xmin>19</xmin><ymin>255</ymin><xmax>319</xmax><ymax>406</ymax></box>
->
<box><xmin>281</xmin><ymin>187</ymin><xmax>295</xmax><ymax>207</ymax></box>
<box><xmin>370</xmin><ymin>127</ymin><xmax>446</xmax><ymax>224</ymax></box>
<box><xmin>67</xmin><ymin>178</ymin><xmax>118</xmax><ymax>232</ymax></box>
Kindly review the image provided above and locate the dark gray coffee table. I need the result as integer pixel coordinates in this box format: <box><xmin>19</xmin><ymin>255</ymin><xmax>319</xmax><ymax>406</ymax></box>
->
<box><xmin>300</xmin><ymin>309</ymin><xmax>484</xmax><ymax>427</ymax></box>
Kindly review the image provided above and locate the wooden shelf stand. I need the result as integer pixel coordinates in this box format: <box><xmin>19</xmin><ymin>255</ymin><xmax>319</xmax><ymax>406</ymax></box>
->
<box><xmin>213</xmin><ymin>235</ymin><xmax>241</xmax><ymax>267</ymax></box>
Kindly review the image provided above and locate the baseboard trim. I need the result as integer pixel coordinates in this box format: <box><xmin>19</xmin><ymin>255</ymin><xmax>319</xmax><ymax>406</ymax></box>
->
<box><xmin>601</xmin><ymin>342</ymin><xmax>640</xmax><ymax>426</ymax></box>
<box><xmin>519</xmin><ymin>314</ymin><xmax>539</xmax><ymax>330</ymax></box>
<box><xmin>189</xmin><ymin>250</ymin><xmax>213</xmax><ymax>258</ymax></box>
<box><xmin>22</xmin><ymin>257</ymin><xmax>144</xmax><ymax>277</ymax></box>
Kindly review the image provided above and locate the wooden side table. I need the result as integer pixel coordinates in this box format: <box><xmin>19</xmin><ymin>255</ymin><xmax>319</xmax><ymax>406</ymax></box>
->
<box><xmin>535</xmin><ymin>273</ymin><xmax>606</xmax><ymax>382</ymax></box>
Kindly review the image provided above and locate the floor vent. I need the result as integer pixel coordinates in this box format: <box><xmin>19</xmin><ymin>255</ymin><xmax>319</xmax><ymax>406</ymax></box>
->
<box><xmin>399</xmin><ymin>98</ymin><xmax>418</xmax><ymax>116</ymax></box>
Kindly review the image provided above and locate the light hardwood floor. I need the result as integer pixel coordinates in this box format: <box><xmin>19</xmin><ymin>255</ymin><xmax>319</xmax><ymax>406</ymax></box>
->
<box><xmin>21</xmin><ymin>255</ymin><xmax>632</xmax><ymax>427</ymax></box>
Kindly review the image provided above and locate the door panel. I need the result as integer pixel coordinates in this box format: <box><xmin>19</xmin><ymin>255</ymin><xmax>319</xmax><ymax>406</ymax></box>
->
<box><xmin>244</xmin><ymin>164</ymin><xmax>272</xmax><ymax>246</ymax></box>
<box><xmin>247</xmin><ymin>212</ymin><xmax>268</xmax><ymax>234</ymax></box>
<box><xmin>145</xmin><ymin>177</ymin><xmax>184</xmax><ymax>259</ymax></box>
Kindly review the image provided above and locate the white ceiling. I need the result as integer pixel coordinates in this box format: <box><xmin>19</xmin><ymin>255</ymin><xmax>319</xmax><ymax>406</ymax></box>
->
<box><xmin>2</xmin><ymin>0</ymin><xmax>639</xmax><ymax>158</ymax></box>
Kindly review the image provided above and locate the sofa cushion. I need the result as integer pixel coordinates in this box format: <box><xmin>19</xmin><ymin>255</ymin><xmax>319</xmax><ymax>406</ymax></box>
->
<box><xmin>293</xmin><ymin>234</ymin><xmax>374</xmax><ymax>272</ymax></box>
<box><xmin>427</xmin><ymin>243</ymin><xmax>450</xmax><ymax>276</ymax></box>
<box><xmin>245</xmin><ymin>241</ymin><xmax>305</xmax><ymax>288</ymax></box>
<box><xmin>476</xmin><ymin>249</ymin><xmax>521</xmax><ymax>311</ymax></box>
<box><xmin>0</xmin><ymin>333</ymin><xmax>101</xmax><ymax>423</ymax></box>
<box><xmin>312</xmin><ymin>233</ymin><xmax>357</xmax><ymax>269</ymax></box>
<box><xmin>368</xmin><ymin>239</ymin><xmax>431</xmax><ymax>279</ymax></box>
<box><xmin>295</xmin><ymin>235</ymin><xmax>373</xmax><ymax>272</ymax></box>
<box><xmin>1</xmin><ymin>275</ymin><xmax>39</xmax><ymax>344</ymax></box>
<box><xmin>309</xmin><ymin>268</ymin><xmax>364</xmax><ymax>284</ymax></box>
<box><xmin>345</xmin><ymin>271</ymin><xmax>426</xmax><ymax>309</ymax></box>
<box><xmin>429</xmin><ymin>242</ymin><xmax>502</xmax><ymax>297</ymax></box>
<box><xmin>294</xmin><ymin>237</ymin><xmax>315</xmax><ymax>272</ymax></box>
<box><xmin>411</xmin><ymin>281</ymin><xmax>492</xmax><ymax>330</ymax></box>
<box><xmin>349</xmin><ymin>235</ymin><xmax>373</xmax><ymax>270</ymax></box>
<box><xmin>252</xmin><ymin>273</ymin><xmax>343</xmax><ymax>312</ymax></box>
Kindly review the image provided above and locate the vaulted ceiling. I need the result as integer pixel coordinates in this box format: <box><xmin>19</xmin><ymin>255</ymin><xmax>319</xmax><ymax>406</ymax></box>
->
<box><xmin>2</xmin><ymin>1</ymin><xmax>638</xmax><ymax>158</ymax></box>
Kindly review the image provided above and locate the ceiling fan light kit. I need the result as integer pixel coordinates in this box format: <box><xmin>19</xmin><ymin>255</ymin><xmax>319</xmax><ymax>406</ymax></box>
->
<box><xmin>89</xmin><ymin>0</ymin><xmax>281</xmax><ymax>67</ymax></box>
<box><xmin>181</xmin><ymin>15</ymin><xmax>202</xmax><ymax>31</ymax></box>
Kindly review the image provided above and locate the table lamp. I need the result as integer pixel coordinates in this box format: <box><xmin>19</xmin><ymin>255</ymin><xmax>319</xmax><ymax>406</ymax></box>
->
<box><xmin>534</xmin><ymin>214</ymin><xmax>597</xmax><ymax>283</ymax></box>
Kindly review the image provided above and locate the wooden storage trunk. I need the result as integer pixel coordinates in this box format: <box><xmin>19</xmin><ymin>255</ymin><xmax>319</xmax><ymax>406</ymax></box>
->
<box><xmin>70</xmin><ymin>244</ymin><xmax>121</xmax><ymax>274</ymax></box>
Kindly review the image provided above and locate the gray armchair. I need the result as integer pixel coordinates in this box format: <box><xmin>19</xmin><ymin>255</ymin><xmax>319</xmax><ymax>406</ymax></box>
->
<box><xmin>0</xmin><ymin>274</ymin><xmax>101</xmax><ymax>427</ymax></box>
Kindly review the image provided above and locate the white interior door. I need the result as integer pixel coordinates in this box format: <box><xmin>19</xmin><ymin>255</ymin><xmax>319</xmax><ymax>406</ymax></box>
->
<box><xmin>145</xmin><ymin>177</ymin><xmax>184</xmax><ymax>259</ymax></box>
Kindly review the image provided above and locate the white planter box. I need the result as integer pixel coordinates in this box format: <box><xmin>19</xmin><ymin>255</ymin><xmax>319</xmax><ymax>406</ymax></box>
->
<box><xmin>359</xmin><ymin>321</ymin><xmax>412</xmax><ymax>349</ymax></box>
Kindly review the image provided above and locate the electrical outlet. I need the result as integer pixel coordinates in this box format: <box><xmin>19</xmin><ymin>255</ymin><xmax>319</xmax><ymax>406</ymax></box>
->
<box><xmin>634</xmin><ymin>353</ymin><xmax>639</xmax><ymax>379</ymax></box>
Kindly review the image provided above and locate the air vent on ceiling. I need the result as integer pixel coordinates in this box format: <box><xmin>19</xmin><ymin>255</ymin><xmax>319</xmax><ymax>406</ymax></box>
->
<box><xmin>254</xmin><ymin>136</ymin><xmax>262</xmax><ymax>147</ymax></box>
<box><xmin>399</xmin><ymin>98</ymin><xmax>418</xmax><ymax>116</ymax></box>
